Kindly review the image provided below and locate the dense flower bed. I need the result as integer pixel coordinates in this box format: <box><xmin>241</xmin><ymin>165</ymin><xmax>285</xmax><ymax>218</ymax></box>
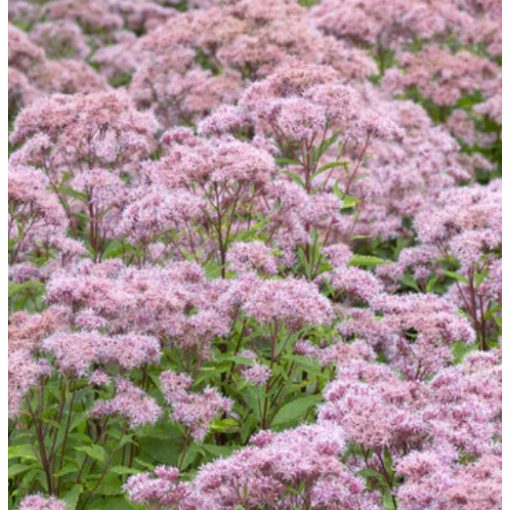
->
<box><xmin>8</xmin><ymin>0</ymin><xmax>501</xmax><ymax>509</ymax></box>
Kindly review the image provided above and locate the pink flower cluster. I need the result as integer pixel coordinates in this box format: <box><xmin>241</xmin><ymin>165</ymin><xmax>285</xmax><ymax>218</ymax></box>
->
<box><xmin>160</xmin><ymin>370</ymin><xmax>233</xmax><ymax>441</ymax></box>
<box><xmin>18</xmin><ymin>494</ymin><xmax>67</xmax><ymax>510</ymax></box>
<box><xmin>42</xmin><ymin>331</ymin><xmax>161</xmax><ymax>376</ymax></box>
<box><xmin>90</xmin><ymin>377</ymin><xmax>162</xmax><ymax>428</ymax></box>
<box><xmin>126</xmin><ymin>425</ymin><xmax>383</xmax><ymax>509</ymax></box>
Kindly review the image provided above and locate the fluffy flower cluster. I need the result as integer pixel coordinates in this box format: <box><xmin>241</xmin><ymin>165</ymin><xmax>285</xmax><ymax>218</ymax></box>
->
<box><xmin>160</xmin><ymin>370</ymin><xmax>233</xmax><ymax>441</ymax></box>
<box><xmin>9</xmin><ymin>306</ymin><xmax>70</xmax><ymax>352</ymax></box>
<box><xmin>319</xmin><ymin>350</ymin><xmax>501</xmax><ymax>453</ymax></box>
<box><xmin>9</xmin><ymin>350</ymin><xmax>52</xmax><ymax>418</ymax></box>
<box><xmin>18</xmin><ymin>494</ymin><xmax>67</xmax><ymax>510</ymax></box>
<box><xmin>90</xmin><ymin>377</ymin><xmax>161</xmax><ymax>428</ymax></box>
<box><xmin>45</xmin><ymin>260</ymin><xmax>234</xmax><ymax>357</ymax></box>
<box><xmin>124</xmin><ymin>466</ymin><xmax>189</xmax><ymax>509</ymax></box>
<box><xmin>243</xmin><ymin>277</ymin><xmax>334</xmax><ymax>330</ymax></box>
<box><xmin>42</xmin><ymin>331</ymin><xmax>161</xmax><ymax>376</ymax></box>
<box><xmin>126</xmin><ymin>424</ymin><xmax>383</xmax><ymax>509</ymax></box>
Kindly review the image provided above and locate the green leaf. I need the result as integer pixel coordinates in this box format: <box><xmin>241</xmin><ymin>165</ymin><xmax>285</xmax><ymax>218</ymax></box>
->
<box><xmin>383</xmin><ymin>446</ymin><xmax>394</xmax><ymax>476</ymax></box>
<box><xmin>209</xmin><ymin>418</ymin><xmax>239</xmax><ymax>433</ymax></box>
<box><xmin>483</xmin><ymin>301</ymin><xmax>501</xmax><ymax>321</ymax></box>
<box><xmin>201</xmin><ymin>444</ymin><xmax>237</xmax><ymax>460</ymax></box>
<box><xmin>89</xmin><ymin>496</ymin><xmax>142</xmax><ymax>510</ymax></box>
<box><xmin>357</xmin><ymin>468</ymin><xmax>386</xmax><ymax>485</ymax></box>
<box><xmin>283</xmin><ymin>170</ymin><xmax>305</xmax><ymax>188</ymax></box>
<box><xmin>271</xmin><ymin>394</ymin><xmax>322</xmax><ymax>427</ymax></box>
<box><xmin>62</xmin><ymin>484</ymin><xmax>83</xmax><ymax>510</ymax></box>
<box><xmin>8</xmin><ymin>280</ymin><xmax>46</xmax><ymax>313</ymax></box>
<box><xmin>132</xmin><ymin>459</ymin><xmax>155</xmax><ymax>471</ymax></box>
<box><xmin>275</xmin><ymin>157</ymin><xmax>301</xmax><ymax>166</ymax></box>
<box><xmin>348</xmin><ymin>254</ymin><xmax>390</xmax><ymax>267</ymax></box>
<box><xmin>220</xmin><ymin>355</ymin><xmax>254</xmax><ymax>366</ymax></box>
<box><xmin>110</xmin><ymin>466</ymin><xmax>142</xmax><ymax>476</ymax></box>
<box><xmin>95</xmin><ymin>473</ymin><xmax>123</xmax><ymax>496</ymax></box>
<box><xmin>452</xmin><ymin>341</ymin><xmax>477</xmax><ymax>364</ymax></box>
<box><xmin>383</xmin><ymin>490</ymin><xmax>397</xmax><ymax>510</ymax></box>
<box><xmin>283</xmin><ymin>355</ymin><xmax>323</xmax><ymax>375</ymax></box>
<box><xmin>443</xmin><ymin>270</ymin><xmax>469</xmax><ymax>284</ymax></box>
<box><xmin>474</xmin><ymin>270</ymin><xmax>489</xmax><ymax>286</ymax></box>
<box><xmin>180</xmin><ymin>444</ymin><xmax>204</xmax><ymax>470</ymax></box>
<box><xmin>426</xmin><ymin>275</ymin><xmax>439</xmax><ymax>293</ymax></box>
<box><xmin>58</xmin><ymin>186</ymin><xmax>88</xmax><ymax>202</ymax></box>
<box><xmin>53</xmin><ymin>463</ymin><xmax>80</xmax><ymax>478</ymax></box>
<box><xmin>75</xmin><ymin>444</ymin><xmax>106</xmax><ymax>463</ymax></box>
<box><xmin>399</xmin><ymin>274</ymin><xmax>420</xmax><ymax>292</ymax></box>
<box><xmin>341</xmin><ymin>194</ymin><xmax>359</xmax><ymax>209</ymax></box>
<box><xmin>103</xmin><ymin>239</ymin><xmax>130</xmax><ymax>260</ymax></box>
<box><xmin>8</xmin><ymin>464</ymin><xmax>33</xmax><ymax>478</ymax></box>
<box><xmin>312</xmin><ymin>133</ymin><xmax>339</xmax><ymax>163</ymax></box>
<box><xmin>136</xmin><ymin>437</ymin><xmax>180</xmax><ymax>465</ymax></box>
<box><xmin>315</xmin><ymin>160</ymin><xmax>348</xmax><ymax>177</ymax></box>
<box><xmin>8</xmin><ymin>445</ymin><xmax>37</xmax><ymax>461</ymax></box>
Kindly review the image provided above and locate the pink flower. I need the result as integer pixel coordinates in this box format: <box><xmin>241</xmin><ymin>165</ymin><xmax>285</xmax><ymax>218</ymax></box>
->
<box><xmin>42</xmin><ymin>331</ymin><xmax>161</xmax><ymax>376</ymax></box>
<box><xmin>90</xmin><ymin>377</ymin><xmax>161</xmax><ymax>428</ymax></box>
<box><xmin>183</xmin><ymin>424</ymin><xmax>379</xmax><ymax>509</ymax></box>
<box><xmin>9</xmin><ymin>350</ymin><xmax>52</xmax><ymax>418</ymax></box>
<box><xmin>18</xmin><ymin>494</ymin><xmax>67</xmax><ymax>510</ymax></box>
<box><xmin>125</xmin><ymin>466</ymin><xmax>189</xmax><ymax>509</ymax></box>
<box><xmin>242</xmin><ymin>363</ymin><xmax>272</xmax><ymax>386</ymax></box>
<box><xmin>243</xmin><ymin>277</ymin><xmax>333</xmax><ymax>330</ymax></box>
<box><xmin>227</xmin><ymin>241</ymin><xmax>278</xmax><ymax>275</ymax></box>
<box><xmin>160</xmin><ymin>370</ymin><xmax>233</xmax><ymax>441</ymax></box>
